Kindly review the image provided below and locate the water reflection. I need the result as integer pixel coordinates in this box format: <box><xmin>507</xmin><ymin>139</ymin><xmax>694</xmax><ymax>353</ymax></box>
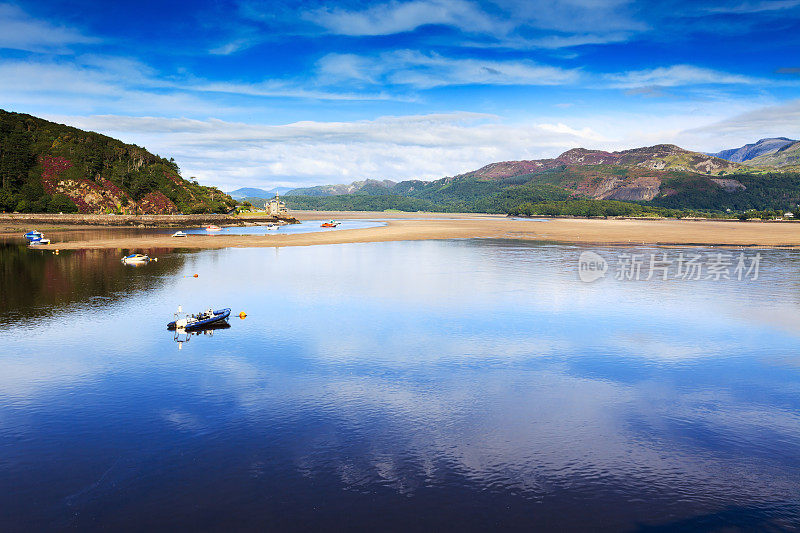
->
<box><xmin>1</xmin><ymin>240</ymin><xmax>800</xmax><ymax>531</ymax></box>
<box><xmin>172</xmin><ymin>322</ymin><xmax>231</xmax><ymax>349</ymax></box>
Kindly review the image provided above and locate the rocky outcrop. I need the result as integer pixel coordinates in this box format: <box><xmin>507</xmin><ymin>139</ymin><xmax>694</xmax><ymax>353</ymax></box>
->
<box><xmin>710</xmin><ymin>178</ymin><xmax>746</xmax><ymax>192</ymax></box>
<box><xmin>39</xmin><ymin>156</ymin><xmax>177</xmax><ymax>214</ymax></box>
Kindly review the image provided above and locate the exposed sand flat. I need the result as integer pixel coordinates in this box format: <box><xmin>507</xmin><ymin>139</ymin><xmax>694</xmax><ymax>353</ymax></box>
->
<box><xmin>5</xmin><ymin>214</ymin><xmax>800</xmax><ymax>250</ymax></box>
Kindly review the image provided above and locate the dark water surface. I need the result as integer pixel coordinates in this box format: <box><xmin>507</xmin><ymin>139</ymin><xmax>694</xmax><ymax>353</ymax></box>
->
<box><xmin>2</xmin><ymin>239</ymin><xmax>800</xmax><ymax>531</ymax></box>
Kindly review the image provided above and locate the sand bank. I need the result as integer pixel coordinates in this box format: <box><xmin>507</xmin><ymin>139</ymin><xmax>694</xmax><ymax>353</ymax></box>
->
<box><xmin>5</xmin><ymin>214</ymin><xmax>800</xmax><ymax>250</ymax></box>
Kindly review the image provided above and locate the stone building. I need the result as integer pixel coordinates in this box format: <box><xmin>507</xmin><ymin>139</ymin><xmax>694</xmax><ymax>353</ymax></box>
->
<box><xmin>266</xmin><ymin>194</ymin><xmax>288</xmax><ymax>216</ymax></box>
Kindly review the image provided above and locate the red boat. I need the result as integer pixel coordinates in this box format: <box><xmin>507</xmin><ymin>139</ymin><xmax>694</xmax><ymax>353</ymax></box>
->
<box><xmin>320</xmin><ymin>220</ymin><xmax>340</xmax><ymax>228</ymax></box>
<box><xmin>205</xmin><ymin>225</ymin><xmax>222</xmax><ymax>232</ymax></box>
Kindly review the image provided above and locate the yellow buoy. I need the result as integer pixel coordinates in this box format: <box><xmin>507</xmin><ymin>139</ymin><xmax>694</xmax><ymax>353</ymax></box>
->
<box><xmin>239</xmin><ymin>311</ymin><xmax>247</xmax><ymax>319</ymax></box>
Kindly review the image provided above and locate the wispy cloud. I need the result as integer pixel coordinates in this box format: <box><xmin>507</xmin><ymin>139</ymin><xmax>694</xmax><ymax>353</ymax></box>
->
<box><xmin>700</xmin><ymin>0</ymin><xmax>800</xmax><ymax>14</ymax></box>
<box><xmin>0</xmin><ymin>3</ymin><xmax>98</xmax><ymax>53</ymax></box>
<box><xmin>606</xmin><ymin>65</ymin><xmax>765</xmax><ymax>89</ymax></box>
<box><xmin>305</xmin><ymin>0</ymin><xmax>505</xmax><ymax>36</ymax></box>
<box><xmin>685</xmin><ymin>99</ymin><xmax>800</xmax><ymax>136</ymax></box>
<box><xmin>317</xmin><ymin>51</ymin><xmax>580</xmax><ymax>88</ymax></box>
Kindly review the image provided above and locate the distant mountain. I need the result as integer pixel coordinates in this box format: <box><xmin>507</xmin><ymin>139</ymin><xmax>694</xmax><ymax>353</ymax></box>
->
<box><xmin>746</xmin><ymin>140</ymin><xmax>800</xmax><ymax>168</ymax></box>
<box><xmin>282</xmin><ymin>144</ymin><xmax>800</xmax><ymax>214</ymax></box>
<box><xmin>287</xmin><ymin>179</ymin><xmax>397</xmax><ymax>197</ymax></box>
<box><xmin>457</xmin><ymin>144</ymin><xmax>744</xmax><ymax>180</ymax></box>
<box><xmin>228</xmin><ymin>186</ymin><xmax>294</xmax><ymax>199</ymax></box>
<box><xmin>710</xmin><ymin>138</ymin><xmax>797</xmax><ymax>163</ymax></box>
<box><xmin>0</xmin><ymin>109</ymin><xmax>235</xmax><ymax>214</ymax></box>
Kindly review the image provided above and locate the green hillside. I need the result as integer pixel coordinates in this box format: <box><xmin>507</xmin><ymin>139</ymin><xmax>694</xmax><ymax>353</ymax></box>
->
<box><xmin>0</xmin><ymin>109</ymin><xmax>236</xmax><ymax>214</ymax></box>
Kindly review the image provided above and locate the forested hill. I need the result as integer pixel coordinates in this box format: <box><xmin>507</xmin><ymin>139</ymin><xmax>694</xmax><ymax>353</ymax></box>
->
<box><xmin>0</xmin><ymin>110</ymin><xmax>236</xmax><ymax>214</ymax></box>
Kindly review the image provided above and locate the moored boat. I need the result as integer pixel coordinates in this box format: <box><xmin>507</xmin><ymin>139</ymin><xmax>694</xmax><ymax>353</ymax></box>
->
<box><xmin>265</xmin><ymin>223</ymin><xmax>279</xmax><ymax>230</ymax></box>
<box><xmin>121</xmin><ymin>253</ymin><xmax>154</xmax><ymax>264</ymax></box>
<box><xmin>172</xmin><ymin>231</ymin><xmax>188</xmax><ymax>237</ymax></box>
<box><xmin>205</xmin><ymin>225</ymin><xmax>222</xmax><ymax>232</ymax></box>
<box><xmin>28</xmin><ymin>237</ymin><xmax>51</xmax><ymax>246</ymax></box>
<box><xmin>320</xmin><ymin>220</ymin><xmax>340</xmax><ymax>227</ymax></box>
<box><xmin>24</xmin><ymin>230</ymin><xmax>43</xmax><ymax>241</ymax></box>
<box><xmin>167</xmin><ymin>308</ymin><xmax>231</xmax><ymax>331</ymax></box>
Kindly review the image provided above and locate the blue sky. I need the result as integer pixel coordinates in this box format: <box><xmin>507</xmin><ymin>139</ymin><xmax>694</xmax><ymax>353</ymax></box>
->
<box><xmin>1</xmin><ymin>0</ymin><xmax>799</xmax><ymax>189</ymax></box>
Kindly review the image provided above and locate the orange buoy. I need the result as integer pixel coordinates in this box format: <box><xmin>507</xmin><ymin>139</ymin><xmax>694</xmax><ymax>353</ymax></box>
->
<box><xmin>193</xmin><ymin>274</ymin><xmax>199</xmax><ymax>278</ymax></box>
<box><xmin>239</xmin><ymin>311</ymin><xmax>247</xmax><ymax>319</ymax></box>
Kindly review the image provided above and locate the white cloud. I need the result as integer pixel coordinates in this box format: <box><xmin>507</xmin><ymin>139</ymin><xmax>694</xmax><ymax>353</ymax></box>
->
<box><xmin>302</xmin><ymin>0</ymin><xmax>646</xmax><ymax>50</ymax></box>
<box><xmin>191</xmin><ymin>79</ymin><xmax>399</xmax><ymax>101</ymax></box>
<box><xmin>48</xmin><ymin>112</ymin><xmax>608</xmax><ymax>189</ymax></box>
<box><xmin>606</xmin><ymin>64</ymin><xmax>763</xmax><ymax>88</ymax></box>
<box><xmin>304</xmin><ymin>0</ymin><xmax>505</xmax><ymax>36</ymax></box>
<box><xmin>0</xmin><ymin>3</ymin><xmax>97</xmax><ymax>53</ymax></box>
<box><xmin>317</xmin><ymin>51</ymin><xmax>580</xmax><ymax>88</ymax></box>
<box><xmin>684</xmin><ymin>99</ymin><xmax>800</xmax><ymax>140</ymax></box>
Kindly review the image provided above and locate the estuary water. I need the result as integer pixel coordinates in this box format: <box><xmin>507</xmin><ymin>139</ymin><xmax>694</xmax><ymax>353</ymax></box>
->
<box><xmin>1</xmin><ymin>238</ymin><xmax>800</xmax><ymax>531</ymax></box>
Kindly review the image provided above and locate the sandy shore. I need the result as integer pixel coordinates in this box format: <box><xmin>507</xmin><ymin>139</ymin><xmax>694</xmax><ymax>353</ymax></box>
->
<box><xmin>4</xmin><ymin>213</ymin><xmax>800</xmax><ymax>250</ymax></box>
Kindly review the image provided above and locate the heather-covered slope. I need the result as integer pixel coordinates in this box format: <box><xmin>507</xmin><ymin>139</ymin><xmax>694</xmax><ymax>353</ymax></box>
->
<box><xmin>0</xmin><ymin>110</ymin><xmax>236</xmax><ymax>214</ymax></box>
<box><xmin>458</xmin><ymin>145</ymin><xmax>745</xmax><ymax>181</ymax></box>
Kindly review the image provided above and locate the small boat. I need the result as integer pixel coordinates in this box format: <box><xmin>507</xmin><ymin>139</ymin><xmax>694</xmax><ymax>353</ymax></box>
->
<box><xmin>205</xmin><ymin>225</ymin><xmax>222</xmax><ymax>232</ymax></box>
<box><xmin>24</xmin><ymin>230</ymin><xmax>43</xmax><ymax>241</ymax></box>
<box><xmin>121</xmin><ymin>253</ymin><xmax>154</xmax><ymax>264</ymax></box>
<box><xmin>171</xmin><ymin>231</ymin><xmax>188</xmax><ymax>237</ymax></box>
<box><xmin>265</xmin><ymin>223</ymin><xmax>279</xmax><ymax>230</ymax></box>
<box><xmin>320</xmin><ymin>220</ymin><xmax>340</xmax><ymax>228</ymax></box>
<box><xmin>167</xmin><ymin>307</ymin><xmax>231</xmax><ymax>331</ymax></box>
<box><xmin>28</xmin><ymin>238</ymin><xmax>51</xmax><ymax>246</ymax></box>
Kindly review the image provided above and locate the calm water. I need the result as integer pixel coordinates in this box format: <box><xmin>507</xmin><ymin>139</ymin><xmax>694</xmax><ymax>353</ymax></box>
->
<box><xmin>167</xmin><ymin>219</ymin><xmax>386</xmax><ymax>236</ymax></box>
<box><xmin>2</xmin><ymin>238</ymin><xmax>800</xmax><ymax>531</ymax></box>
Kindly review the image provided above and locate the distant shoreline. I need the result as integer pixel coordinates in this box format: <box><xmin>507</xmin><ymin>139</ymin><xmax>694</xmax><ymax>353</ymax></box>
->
<box><xmin>4</xmin><ymin>212</ymin><xmax>800</xmax><ymax>250</ymax></box>
<box><xmin>0</xmin><ymin>212</ymin><xmax>296</xmax><ymax>229</ymax></box>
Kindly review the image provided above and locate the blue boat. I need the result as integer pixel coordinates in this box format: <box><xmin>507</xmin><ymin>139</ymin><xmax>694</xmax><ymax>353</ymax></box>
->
<box><xmin>167</xmin><ymin>308</ymin><xmax>231</xmax><ymax>331</ymax></box>
<box><xmin>24</xmin><ymin>230</ymin><xmax>43</xmax><ymax>241</ymax></box>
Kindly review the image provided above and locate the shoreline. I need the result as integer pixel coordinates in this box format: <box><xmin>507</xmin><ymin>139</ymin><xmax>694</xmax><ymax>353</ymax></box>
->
<box><xmin>4</xmin><ymin>213</ymin><xmax>800</xmax><ymax>250</ymax></box>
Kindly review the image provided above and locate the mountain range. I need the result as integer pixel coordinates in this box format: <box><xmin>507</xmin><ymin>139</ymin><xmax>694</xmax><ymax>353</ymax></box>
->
<box><xmin>283</xmin><ymin>143</ymin><xmax>800</xmax><ymax>214</ymax></box>
<box><xmin>709</xmin><ymin>137</ymin><xmax>798</xmax><ymax>164</ymax></box>
<box><xmin>227</xmin><ymin>186</ymin><xmax>294</xmax><ymax>199</ymax></box>
<box><xmin>0</xmin><ymin>110</ymin><xmax>235</xmax><ymax>214</ymax></box>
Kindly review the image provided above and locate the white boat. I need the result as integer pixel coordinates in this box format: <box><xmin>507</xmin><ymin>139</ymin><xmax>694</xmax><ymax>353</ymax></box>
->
<box><xmin>171</xmin><ymin>231</ymin><xmax>188</xmax><ymax>238</ymax></box>
<box><xmin>28</xmin><ymin>237</ymin><xmax>51</xmax><ymax>246</ymax></box>
<box><xmin>265</xmin><ymin>223</ymin><xmax>279</xmax><ymax>230</ymax></box>
<box><xmin>205</xmin><ymin>225</ymin><xmax>222</xmax><ymax>232</ymax></box>
<box><xmin>121</xmin><ymin>253</ymin><xmax>155</xmax><ymax>264</ymax></box>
